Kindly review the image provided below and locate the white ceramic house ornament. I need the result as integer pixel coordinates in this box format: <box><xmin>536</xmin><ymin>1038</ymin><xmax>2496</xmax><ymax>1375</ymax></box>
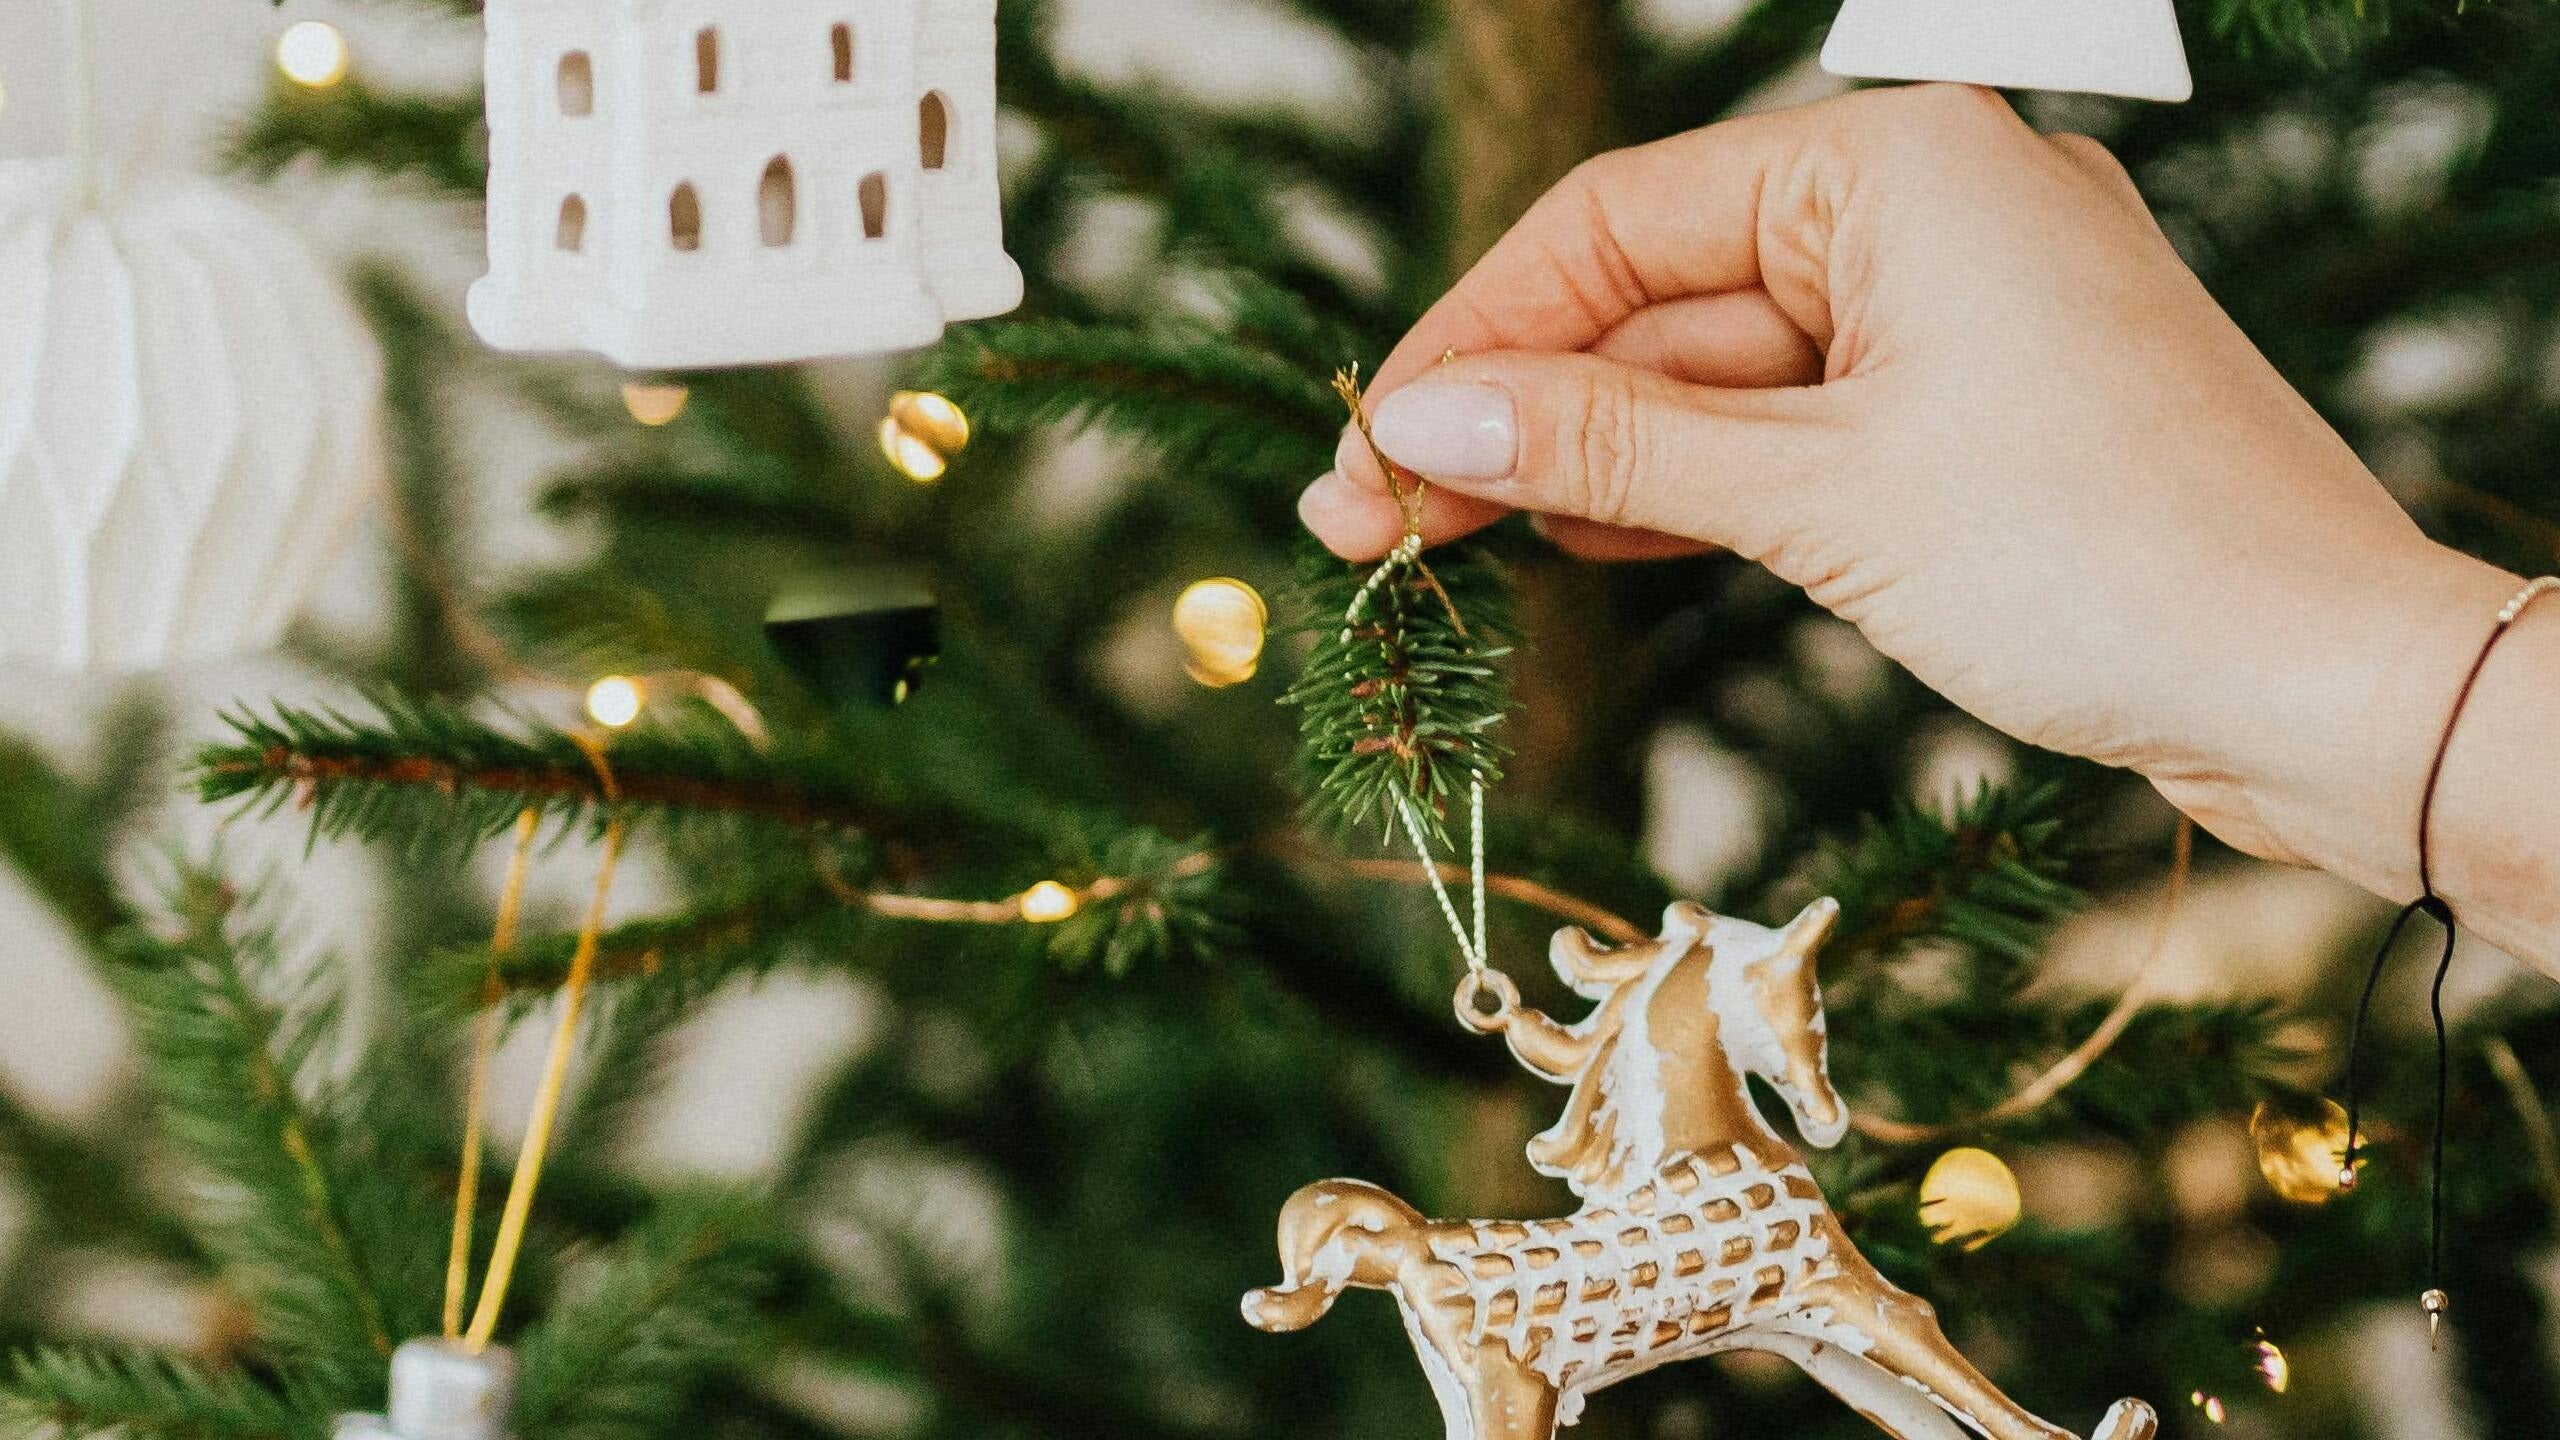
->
<box><xmin>469</xmin><ymin>0</ymin><xmax>1024</xmax><ymax>369</ymax></box>
<box><xmin>1821</xmin><ymin>0</ymin><xmax>2194</xmax><ymax>103</ymax></box>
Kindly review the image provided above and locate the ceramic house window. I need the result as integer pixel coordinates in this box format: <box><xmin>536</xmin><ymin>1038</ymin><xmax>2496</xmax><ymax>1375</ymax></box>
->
<box><xmin>695</xmin><ymin>28</ymin><xmax>721</xmax><ymax>94</ymax></box>
<box><xmin>832</xmin><ymin>24</ymin><xmax>855</xmax><ymax>83</ymax></box>
<box><xmin>559</xmin><ymin>51</ymin><xmax>595</xmax><ymax>116</ymax></box>
<box><xmin>859</xmin><ymin>172</ymin><xmax>888</xmax><ymax>240</ymax></box>
<box><xmin>920</xmin><ymin>92</ymin><xmax>950</xmax><ymax>171</ymax></box>
<box><xmin>760</xmin><ymin>158</ymin><xmax>798</xmax><ymax>247</ymax></box>
<box><xmin>670</xmin><ymin>183</ymin><xmax>703</xmax><ymax>251</ymax></box>
<box><xmin>556</xmin><ymin>195</ymin><xmax>588</xmax><ymax>252</ymax></box>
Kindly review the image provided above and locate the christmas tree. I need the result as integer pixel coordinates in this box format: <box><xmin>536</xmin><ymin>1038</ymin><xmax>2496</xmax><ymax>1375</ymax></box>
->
<box><xmin>3</xmin><ymin>0</ymin><xmax>2559</xmax><ymax>1437</ymax></box>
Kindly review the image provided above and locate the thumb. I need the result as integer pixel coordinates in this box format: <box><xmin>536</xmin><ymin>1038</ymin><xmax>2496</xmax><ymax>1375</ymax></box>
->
<box><xmin>1365</xmin><ymin>352</ymin><xmax>1843</xmax><ymax>552</ymax></box>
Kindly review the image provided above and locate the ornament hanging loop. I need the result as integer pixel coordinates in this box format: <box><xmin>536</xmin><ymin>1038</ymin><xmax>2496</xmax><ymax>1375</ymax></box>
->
<box><xmin>1453</xmin><ymin>967</ymin><xmax>1518</xmax><ymax>1033</ymax></box>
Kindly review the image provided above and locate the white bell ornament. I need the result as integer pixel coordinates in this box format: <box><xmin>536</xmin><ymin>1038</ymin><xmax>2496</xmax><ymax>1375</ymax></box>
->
<box><xmin>1821</xmin><ymin>0</ymin><xmax>2194</xmax><ymax>103</ymax></box>
<box><xmin>469</xmin><ymin>0</ymin><xmax>1024</xmax><ymax>370</ymax></box>
<box><xmin>0</xmin><ymin>160</ymin><xmax>384</xmax><ymax>671</ymax></box>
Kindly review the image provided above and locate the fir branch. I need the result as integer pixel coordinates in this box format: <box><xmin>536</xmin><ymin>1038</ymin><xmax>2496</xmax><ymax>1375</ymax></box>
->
<box><xmin>107</xmin><ymin>880</ymin><xmax>394</xmax><ymax>1396</ymax></box>
<box><xmin>511</xmin><ymin>1193</ymin><xmax>778</xmax><ymax>1440</ymax></box>
<box><xmin>1283</xmin><ymin>540</ymin><xmax>1516</xmax><ymax>851</ymax></box>
<box><xmin>917</xmin><ymin>321</ymin><xmax>1339</xmax><ymax>486</ymax></box>
<box><xmin>0</xmin><ymin>728</ymin><xmax>136</xmax><ymax>946</ymax></box>
<box><xmin>1794</xmin><ymin>780</ymin><xmax>2085</xmax><ymax>973</ymax></box>
<box><xmin>1</xmin><ymin>1348</ymin><xmax>320</xmax><ymax>1440</ymax></box>
<box><xmin>421</xmin><ymin>833</ymin><xmax>1232</xmax><ymax>1007</ymax></box>
<box><xmin>226</xmin><ymin>77</ymin><xmax>485</xmax><ymax>198</ymax></box>
<box><xmin>194</xmin><ymin>698</ymin><xmax>910</xmax><ymax>858</ymax></box>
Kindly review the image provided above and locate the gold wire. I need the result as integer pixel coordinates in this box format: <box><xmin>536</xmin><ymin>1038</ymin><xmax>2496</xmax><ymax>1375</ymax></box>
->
<box><xmin>444</xmin><ymin>809</ymin><xmax>541</xmax><ymax>1339</ymax></box>
<box><xmin>463</xmin><ymin>740</ymin><xmax>628</xmax><ymax>1351</ymax></box>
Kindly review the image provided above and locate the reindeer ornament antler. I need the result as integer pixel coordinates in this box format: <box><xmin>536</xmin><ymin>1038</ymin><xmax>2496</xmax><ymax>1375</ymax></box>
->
<box><xmin>1245</xmin><ymin>900</ymin><xmax>2159</xmax><ymax>1440</ymax></box>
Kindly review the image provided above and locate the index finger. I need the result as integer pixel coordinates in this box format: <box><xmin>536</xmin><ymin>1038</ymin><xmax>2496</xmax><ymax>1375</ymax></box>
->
<box><xmin>1374</xmin><ymin>107</ymin><xmax>1834</xmax><ymax>398</ymax></box>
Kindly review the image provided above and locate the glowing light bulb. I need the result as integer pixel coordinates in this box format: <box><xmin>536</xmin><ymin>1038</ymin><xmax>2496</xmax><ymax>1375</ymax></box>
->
<box><xmin>1172</xmin><ymin>578</ymin><xmax>1269</xmax><ymax>688</ymax></box>
<box><xmin>1019</xmin><ymin>881</ymin><xmax>1080</xmax><ymax>924</ymax></box>
<box><xmin>622</xmin><ymin>382</ymin><xmax>689</xmax><ymax>427</ymax></box>
<box><xmin>277</xmin><ymin>22</ymin><xmax>351</xmax><ymax>90</ymax></box>
<box><xmin>2253</xmin><ymin>1337</ymin><xmax>2290</xmax><ymax>1394</ymax></box>
<box><xmin>878</xmin><ymin>391</ymin><xmax>970</xmax><ymax>483</ymax></box>
<box><xmin>585</xmin><ymin>676</ymin><xmax>646</xmax><ymax>730</ymax></box>
<box><xmin>1918</xmin><ymin>1147</ymin><xmax>2022</xmax><ymax>1252</ymax></box>
<box><xmin>2189</xmin><ymin>1393</ymin><xmax>2227</xmax><ymax>1424</ymax></box>
<box><xmin>2250</xmin><ymin>1098</ymin><xmax>2358</xmax><ymax>1205</ymax></box>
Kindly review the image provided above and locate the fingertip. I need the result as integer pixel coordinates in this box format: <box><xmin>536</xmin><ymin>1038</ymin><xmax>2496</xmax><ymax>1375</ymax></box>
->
<box><xmin>1336</xmin><ymin>427</ymin><xmax>1393</xmax><ymax>492</ymax></box>
<box><xmin>1299</xmin><ymin>471</ymin><xmax>1405</xmax><ymax>560</ymax></box>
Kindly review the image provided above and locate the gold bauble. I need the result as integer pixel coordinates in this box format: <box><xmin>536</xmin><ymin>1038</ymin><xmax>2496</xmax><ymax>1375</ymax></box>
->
<box><xmin>879</xmin><ymin>391</ymin><xmax>971</xmax><ymax>483</ymax></box>
<box><xmin>1172</xmin><ymin>578</ymin><xmax>1269</xmax><ymax>688</ymax></box>
<box><xmin>2249</xmin><ymin>1098</ymin><xmax>2357</xmax><ymax>1205</ymax></box>
<box><xmin>1919</xmin><ymin>1147</ymin><xmax>2023</xmax><ymax>1252</ymax></box>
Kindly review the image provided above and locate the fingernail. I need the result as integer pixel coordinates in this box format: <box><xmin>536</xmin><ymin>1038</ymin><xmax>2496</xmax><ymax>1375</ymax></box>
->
<box><xmin>1371</xmin><ymin>382</ymin><xmax>1518</xmax><ymax>483</ymax></box>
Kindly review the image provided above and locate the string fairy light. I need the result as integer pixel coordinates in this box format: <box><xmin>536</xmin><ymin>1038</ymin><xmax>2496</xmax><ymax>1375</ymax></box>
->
<box><xmin>621</xmin><ymin>381</ymin><xmax>690</xmax><ymax>427</ymax></box>
<box><xmin>584</xmin><ymin>675</ymin><xmax>646</xmax><ymax>730</ymax></box>
<box><xmin>1018</xmin><ymin>880</ymin><xmax>1081</xmax><ymax>924</ymax></box>
<box><xmin>276</xmin><ymin>20</ymin><xmax>351</xmax><ymax>90</ymax></box>
<box><xmin>879</xmin><ymin>390</ymin><xmax>971</xmax><ymax>483</ymax></box>
<box><xmin>2253</xmin><ymin>1335</ymin><xmax>2290</xmax><ymax>1393</ymax></box>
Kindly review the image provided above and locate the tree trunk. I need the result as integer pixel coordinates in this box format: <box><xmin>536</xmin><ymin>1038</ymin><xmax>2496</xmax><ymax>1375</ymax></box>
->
<box><xmin>1442</xmin><ymin>0</ymin><xmax>1618</xmax><ymax>270</ymax></box>
<box><xmin>1436</xmin><ymin>0</ymin><xmax>1622</xmax><ymax>1254</ymax></box>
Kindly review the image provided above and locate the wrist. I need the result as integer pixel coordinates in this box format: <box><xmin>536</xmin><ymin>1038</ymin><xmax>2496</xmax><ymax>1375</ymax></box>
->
<box><xmin>2233</xmin><ymin>544</ymin><xmax>2524</xmax><ymax>903</ymax></box>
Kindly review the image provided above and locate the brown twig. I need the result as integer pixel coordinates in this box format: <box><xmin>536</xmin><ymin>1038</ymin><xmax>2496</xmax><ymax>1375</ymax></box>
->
<box><xmin>1854</xmin><ymin>818</ymin><xmax>2196</xmax><ymax>1146</ymax></box>
<box><xmin>1328</xmin><ymin>853</ymin><xmax>1649</xmax><ymax>945</ymax></box>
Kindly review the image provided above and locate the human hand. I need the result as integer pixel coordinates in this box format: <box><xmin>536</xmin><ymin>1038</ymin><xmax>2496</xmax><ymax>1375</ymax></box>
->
<box><xmin>1300</xmin><ymin>83</ymin><xmax>2540</xmax><ymax>936</ymax></box>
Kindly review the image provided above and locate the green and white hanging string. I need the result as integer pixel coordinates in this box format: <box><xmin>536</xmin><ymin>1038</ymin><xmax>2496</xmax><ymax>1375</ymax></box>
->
<box><xmin>1335</xmin><ymin>369</ymin><xmax>1491</xmax><ymax>977</ymax></box>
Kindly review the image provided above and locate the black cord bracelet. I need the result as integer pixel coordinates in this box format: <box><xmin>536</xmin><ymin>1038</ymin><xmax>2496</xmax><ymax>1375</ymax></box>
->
<box><xmin>2340</xmin><ymin>574</ymin><xmax>2558</xmax><ymax>1348</ymax></box>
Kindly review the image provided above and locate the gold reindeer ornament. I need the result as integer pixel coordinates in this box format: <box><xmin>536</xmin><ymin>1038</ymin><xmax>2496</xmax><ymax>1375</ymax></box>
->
<box><xmin>1245</xmin><ymin>900</ymin><xmax>2159</xmax><ymax>1440</ymax></box>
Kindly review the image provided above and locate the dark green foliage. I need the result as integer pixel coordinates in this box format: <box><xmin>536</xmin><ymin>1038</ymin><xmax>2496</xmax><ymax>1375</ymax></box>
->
<box><xmin>1799</xmin><ymin>780</ymin><xmax>2086</xmax><ymax>976</ymax></box>
<box><xmin>196</xmin><ymin>698</ymin><xmax>914</xmax><ymax>857</ymax></box>
<box><xmin>1284</xmin><ymin>540</ymin><xmax>1517</xmax><ymax>851</ymax></box>
<box><xmin>106</xmin><ymin>876</ymin><xmax>408</xmax><ymax>1398</ymax></box>
<box><xmin>512</xmin><ymin>1193</ymin><xmax>778</xmax><ymax>1440</ymax></box>
<box><xmin>917</xmin><ymin>319</ymin><xmax>1341</xmax><ymax>487</ymax></box>
<box><xmin>2</xmin><ymin>1348</ymin><xmax>325</xmax><ymax>1440</ymax></box>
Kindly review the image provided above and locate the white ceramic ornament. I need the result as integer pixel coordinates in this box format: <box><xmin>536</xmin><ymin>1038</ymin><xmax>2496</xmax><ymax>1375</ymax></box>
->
<box><xmin>469</xmin><ymin>0</ymin><xmax>1025</xmax><ymax>370</ymax></box>
<box><xmin>1247</xmin><ymin>901</ymin><xmax>2161</xmax><ymax>1440</ymax></box>
<box><xmin>335</xmin><ymin>1339</ymin><xmax>516</xmax><ymax>1440</ymax></box>
<box><xmin>0</xmin><ymin>161</ymin><xmax>384</xmax><ymax>671</ymax></box>
<box><xmin>1821</xmin><ymin>0</ymin><xmax>2193</xmax><ymax>103</ymax></box>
